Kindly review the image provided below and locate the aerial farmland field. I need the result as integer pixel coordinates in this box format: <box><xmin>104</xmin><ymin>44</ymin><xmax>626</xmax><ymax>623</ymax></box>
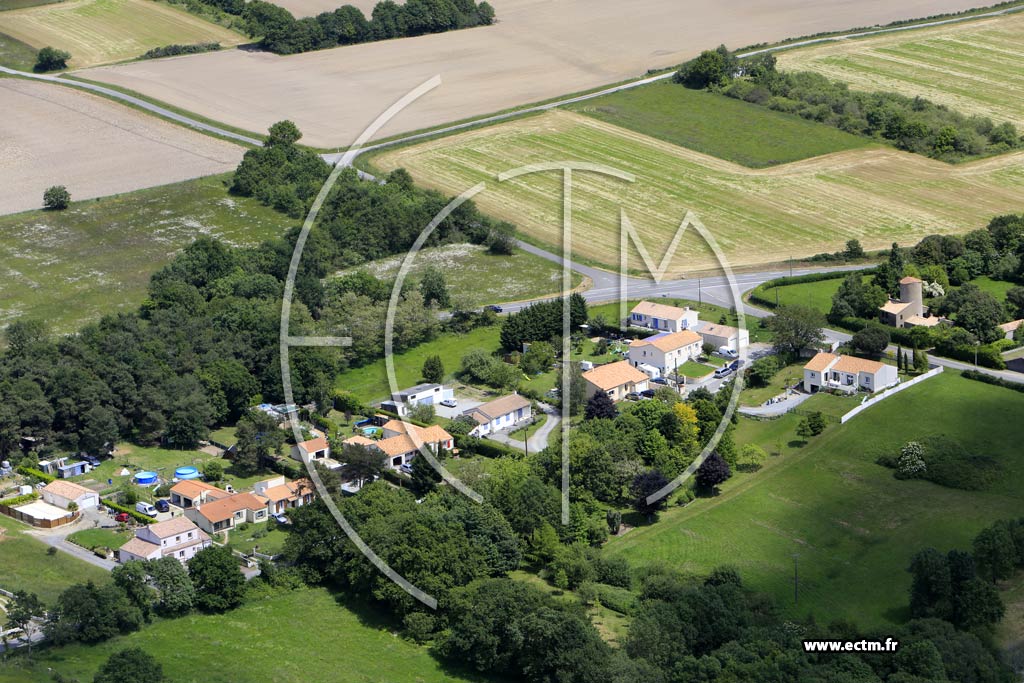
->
<box><xmin>76</xmin><ymin>0</ymin><xmax>986</xmax><ymax>148</ymax></box>
<box><xmin>370</xmin><ymin>110</ymin><xmax>1024</xmax><ymax>274</ymax></box>
<box><xmin>777</xmin><ymin>10</ymin><xmax>1024</xmax><ymax>129</ymax></box>
<box><xmin>0</xmin><ymin>0</ymin><xmax>245</xmax><ymax>68</ymax></box>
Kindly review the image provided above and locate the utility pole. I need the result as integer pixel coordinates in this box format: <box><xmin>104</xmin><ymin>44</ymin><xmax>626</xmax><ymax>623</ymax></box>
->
<box><xmin>789</xmin><ymin>256</ymin><xmax>793</xmax><ymax>278</ymax></box>
<box><xmin>698</xmin><ymin>277</ymin><xmax>702</xmax><ymax>305</ymax></box>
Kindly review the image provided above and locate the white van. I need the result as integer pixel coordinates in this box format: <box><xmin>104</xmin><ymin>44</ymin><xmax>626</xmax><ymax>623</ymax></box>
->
<box><xmin>135</xmin><ymin>502</ymin><xmax>158</xmax><ymax>518</ymax></box>
<box><xmin>718</xmin><ymin>346</ymin><xmax>739</xmax><ymax>358</ymax></box>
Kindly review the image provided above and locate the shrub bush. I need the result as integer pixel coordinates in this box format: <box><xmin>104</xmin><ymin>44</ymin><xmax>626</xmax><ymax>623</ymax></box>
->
<box><xmin>141</xmin><ymin>42</ymin><xmax>221</xmax><ymax>59</ymax></box>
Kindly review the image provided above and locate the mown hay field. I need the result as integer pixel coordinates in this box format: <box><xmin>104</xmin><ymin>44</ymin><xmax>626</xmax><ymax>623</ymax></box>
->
<box><xmin>0</xmin><ymin>0</ymin><xmax>244</xmax><ymax>68</ymax></box>
<box><xmin>371</xmin><ymin>110</ymin><xmax>1024</xmax><ymax>275</ymax></box>
<box><xmin>777</xmin><ymin>11</ymin><xmax>1024</xmax><ymax>130</ymax></box>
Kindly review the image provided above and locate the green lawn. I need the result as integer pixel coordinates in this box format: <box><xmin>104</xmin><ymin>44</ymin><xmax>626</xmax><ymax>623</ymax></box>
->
<box><xmin>209</xmin><ymin>425</ymin><xmax>237</xmax><ymax>447</ymax></box>
<box><xmin>676</xmin><ymin>360</ymin><xmax>715</xmax><ymax>378</ymax></box>
<box><xmin>335</xmin><ymin>324</ymin><xmax>500</xmax><ymax>402</ymax></box>
<box><xmin>226</xmin><ymin>523</ymin><xmax>289</xmax><ymax>556</ymax></box>
<box><xmin>334</xmin><ymin>243</ymin><xmax>581</xmax><ymax>308</ymax></box>
<box><xmin>753</xmin><ymin>276</ymin><xmax>850</xmax><ymax>314</ymax></box>
<box><xmin>0</xmin><ymin>30</ymin><xmax>34</xmax><ymax>69</ymax></box>
<box><xmin>740</xmin><ymin>360</ymin><xmax>807</xmax><ymax>406</ymax></box>
<box><xmin>0</xmin><ymin>174</ymin><xmax>292</xmax><ymax>335</ymax></box>
<box><xmin>968</xmin><ymin>276</ymin><xmax>1016</xmax><ymax>302</ymax></box>
<box><xmin>67</xmin><ymin>527</ymin><xmax>132</xmax><ymax>551</ymax></box>
<box><xmin>0</xmin><ymin>587</ymin><xmax>487</xmax><ymax>683</ymax></box>
<box><xmin>569</xmin><ymin>81</ymin><xmax>872</xmax><ymax>168</ymax></box>
<box><xmin>607</xmin><ymin>372</ymin><xmax>1024</xmax><ymax>628</ymax></box>
<box><xmin>588</xmin><ymin>298</ymin><xmax>771</xmax><ymax>343</ymax></box>
<box><xmin>0</xmin><ymin>515</ymin><xmax>110</xmax><ymax>604</ymax></box>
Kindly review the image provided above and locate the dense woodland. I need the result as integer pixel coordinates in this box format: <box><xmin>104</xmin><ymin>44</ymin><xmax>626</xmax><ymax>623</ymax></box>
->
<box><xmin>677</xmin><ymin>46</ymin><xmax>1021</xmax><ymax>161</ymax></box>
<box><xmin>191</xmin><ymin>0</ymin><xmax>494</xmax><ymax>54</ymax></box>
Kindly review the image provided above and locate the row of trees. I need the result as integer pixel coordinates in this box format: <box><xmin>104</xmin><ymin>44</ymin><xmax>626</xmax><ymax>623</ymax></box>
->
<box><xmin>678</xmin><ymin>46</ymin><xmax>1021</xmax><ymax>161</ymax></box>
<box><xmin>201</xmin><ymin>0</ymin><xmax>494</xmax><ymax>55</ymax></box>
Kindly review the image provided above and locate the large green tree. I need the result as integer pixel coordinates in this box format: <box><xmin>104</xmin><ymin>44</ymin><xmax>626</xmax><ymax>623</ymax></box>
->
<box><xmin>188</xmin><ymin>546</ymin><xmax>247</xmax><ymax>612</ymax></box>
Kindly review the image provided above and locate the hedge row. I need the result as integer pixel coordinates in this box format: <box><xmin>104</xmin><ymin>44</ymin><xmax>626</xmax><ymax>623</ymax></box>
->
<box><xmin>101</xmin><ymin>498</ymin><xmax>155</xmax><ymax>525</ymax></box>
<box><xmin>17</xmin><ymin>466</ymin><xmax>55</xmax><ymax>483</ymax></box>
<box><xmin>0</xmin><ymin>492</ymin><xmax>39</xmax><ymax>507</ymax></box>
<box><xmin>961</xmin><ymin>369</ymin><xmax>1024</xmax><ymax>393</ymax></box>
<box><xmin>140</xmin><ymin>42</ymin><xmax>220</xmax><ymax>59</ymax></box>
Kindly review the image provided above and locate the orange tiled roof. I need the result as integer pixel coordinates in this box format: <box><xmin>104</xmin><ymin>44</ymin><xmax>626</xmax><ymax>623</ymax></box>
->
<box><xmin>630</xmin><ymin>330</ymin><xmax>702</xmax><ymax>353</ymax></box>
<box><xmin>582</xmin><ymin>360</ymin><xmax>648</xmax><ymax>391</ymax></box>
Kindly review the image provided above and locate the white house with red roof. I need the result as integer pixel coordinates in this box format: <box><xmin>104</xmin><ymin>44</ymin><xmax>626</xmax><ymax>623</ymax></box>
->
<box><xmin>118</xmin><ymin>517</ymin><xmax>211</xmax><ymax>565</ymax></box>
<box><xmin>803</xmin><ymin>353</ymin><xmax>898</xmax><ymax>394</ymax></box>
<box><xmin>628</xmin><ymin>330</ymin><xmax>703</xmax><ymax>378</ymax></box>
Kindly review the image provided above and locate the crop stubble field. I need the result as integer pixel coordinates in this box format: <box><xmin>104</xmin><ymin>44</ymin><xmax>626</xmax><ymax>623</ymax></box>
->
<box><xmin>778</xmin><ymin>11</ymin><xmax>1024</xmax><ymax>130</ymax></box>
<box><xmin>0</xmin><ymin>79</ymin><xmax>244</xmax><ymax>216</ymax></box>
<box><xmin>76</xmin><ymin>0</ymin><xmax>986</xmax><ymax>148</ymax></box>
<box><xmin>371</xmin><ymin>110</ymin><xmax>1024</xmax><ymax>274</ymax></box>
<box><xmin>0</xmin><ymin>0</ymin><xmax>245</xmax><ymax>68</ymax></box>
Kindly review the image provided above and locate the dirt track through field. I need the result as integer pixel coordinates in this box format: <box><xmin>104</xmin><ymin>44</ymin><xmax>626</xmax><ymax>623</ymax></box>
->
<box><xmin>0</xmin><ymin>78</ymin><xmax>244</xmax><ymax>215</ymax></box>
<box><xmin>78</xmin><ymin>0</ymin><xmax>988</xmax><ymax>148</ymax></box>
<box><xmin>372</xmin><ymin>111</ymin><xmax>1024</xmax><ymax>274</ymax></box>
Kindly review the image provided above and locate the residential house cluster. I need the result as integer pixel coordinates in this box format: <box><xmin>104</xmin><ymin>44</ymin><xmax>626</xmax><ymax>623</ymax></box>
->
<box><xmin>168</xmin><ymin>475</ymin><xmax>313</xmax><ymax>536</ymax></box>
<box><xmin>342</xmin><ymin>420</ymin><xmax>455</xmax><ymax>470</ymax></box>
<box><xmin>628</xmin><ymin>301</ymin><xmax>749</xmax><ymax>353</ymax></box>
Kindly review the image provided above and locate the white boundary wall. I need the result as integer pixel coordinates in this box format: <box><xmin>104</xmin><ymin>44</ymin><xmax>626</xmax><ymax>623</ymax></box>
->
<box><xmin>840</xmin><ymin>367</ymin><xmax>943</xmax><ymax>424</ymax></box>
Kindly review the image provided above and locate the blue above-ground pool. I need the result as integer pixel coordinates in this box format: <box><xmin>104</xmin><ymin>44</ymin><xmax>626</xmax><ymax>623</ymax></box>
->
<box><xmin>134</xmin><ymin>471</ymin><xmax>158</xmax><ymax>486</ymax></box>
<box><xmin>175</xmin><ymin>466</ymin><xmax>200</xmax><ymax>480</ymax></box>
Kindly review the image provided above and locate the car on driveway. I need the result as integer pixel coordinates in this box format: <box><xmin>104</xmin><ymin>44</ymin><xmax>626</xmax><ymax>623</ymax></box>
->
<box><xmin>440</xmin><ymin>398</ymin><xmax>457</xmax><ymax>408</ymax></box>
<box><xmin>639</xmin><ymin>389</ymin><xmax>657</xmax><ymax>399</ymax></box>
<box><xmin>713</xmin><ymin>366</ymin><xmax>734</xmax><ymax>379</ymax></box>
<box><xmin>652</xmin><ymin>377</ymin><xmax>669</xmax><ymax>385</ymax></box>
<box><xmin>114</xmin><ymin>512</ymin><xmax>131</xmax><ymax>523</ymax></box>
<box><xmin>625</xmin><ymin>392</ymin><xmax>641</xmax><ymax>401</ymax></box>
<box><xmin>155</xmin><ymin>499</ymin><xmax>170</xmax><ymax>513</ymax></box>
<box><xmin>272</xmin><ymin>513</ymin><xmax>289</xmax><ymax>524</ymax></box>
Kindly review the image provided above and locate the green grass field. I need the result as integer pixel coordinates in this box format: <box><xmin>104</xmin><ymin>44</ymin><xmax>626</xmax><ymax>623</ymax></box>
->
<box><xmin>226</xmin><ymin>523</ymin><xmax>289</xmax><ymax>556</ymax></box>
<box><xmin>335</xmin><ymin>243</ymin><xmax>582</xmax><ymax>308</ymax></box>
<box><xmin>569</xmin><ymin>81</ymin><xmax>872</xmax><ymax>168</ymax></box>
<box><xmin>0</xmin><ymin>0</ymin><xmax>244</xmax><ymax>68</ymax></box>
<box><xmin>335</xmin><ymin>325</ymin><xmax>501</xmax><ymax>402</ymax></box>
<box><xmin>0</xmin><ymin>174</ymin><xmax>291</xmax><ymax>335</ymax></box>
<box><xmin>67</xmin><ymin>527</ymin><xmax>131</xmax><ymax>551</ymax></box>
<box><xmin>0</xmin><ymin>515</ymin><xmax>110</xmax><ymax>604</ymax></box>
<box><xmin>740</xmin><ymin>360</ymin><xmax>812</xmax><ymax>406</ymax></box>
<box><xmin>607</xmin><ymin>372</ymin><xmax>1024</xmax><ymax>627</ymax></box>
<box><xmin>0</xmin><ymin>587</ymin><xmax>485</xmax><ymax>683</ymax></box>
<box><xmin>0</xmin><ymin>30</ymin><xmax>34</xmax><ymax>68</ymax></box>
<box><xmin>778</xmin><ymin>11</ymin><xmax>1024</xmax><ymax>130</ymax></box>
<box><xmin>372</xmin><ymin>111</ymin><xmax>1024</xmax><ymax>275</ymax></box>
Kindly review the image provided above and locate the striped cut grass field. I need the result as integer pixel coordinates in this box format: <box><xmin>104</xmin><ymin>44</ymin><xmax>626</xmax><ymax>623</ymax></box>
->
<box><xmin>371</xmin><ymin>110</ymin><xmax>1024</xmax><ymax>275</ymax></box>
<box><xmin>0</xmin><ymin>0</ymin><xmax>244</xmax><ymax>68</ymax></box>
<box><xmin>777</xmin><ymin>11</ymin><xmax>1024</xmax><ymax>130</ymax></box>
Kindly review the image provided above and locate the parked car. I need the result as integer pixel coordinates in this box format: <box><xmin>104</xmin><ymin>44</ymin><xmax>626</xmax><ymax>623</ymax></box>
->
<box><xmin>639</xmin><ymin>389</ymin><xmax>657</xmax><ymax>399</ymax></box>
<box><xmin>439</xmin><ymin>398</ymin><xmax>458</xmax><ymax>408</ymax></box>
<box><xmin>154</xmin><ymin>499</ymin><xmax>170</xmax><ymax>513</ymax></box>
<box><xmin>135</xmin><ymin>502</ymin><xmax>158</xmax><ymax>518</ymax></box>
<box><xmin>114</xmin><ymin>512</ymin><xmax>131</xmax><ymax>523</ymax></box>
<box><xmin>718</xmin><ymin>346</ymin><xmax>739</xmax><ymax>358</ymax></box>
<box><xmin>652</xmin><ymin>377</ymin><xmax>669</xmax><ymax>385</ymax></box>
<box><xmin>713</xmin><ymin>366</ymin><xmax>734</xmax><ymax>379</ymax></box>
<box><xmin>272</xmin><ymin>513</ymin><xmax>289</xmax><ymax>524</ymax></box>
<box><xmin>485</xmin><ymin>305</ymin><xmax>503</xmax><ymax>313</ymax></box>
<box><xmin>81</xmin><ymin>454</ymin><xmax>101</xmax><ymax>467</ymax></box>
<box><xmin>625</xmin><ymin>392</ymin><xmax>641</xmax><ymax>401</ymax></box>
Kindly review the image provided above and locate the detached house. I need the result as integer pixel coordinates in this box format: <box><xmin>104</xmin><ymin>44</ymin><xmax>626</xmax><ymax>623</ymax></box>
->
<box><xmin>375</xmin><ymin>420</ymin><xmax>454</xmax><ymax>470</ymax></box>
<box><xmin>169</xmin><ymin>480</ymin><xmax>229</xmax><ymax>509</ymax></box>
<box><xmin>582</xmin><ymin>360</ymin><xmax>649</xmax><ymax>402</ymax></box>
<box><xmin>253</xmin><ymin>476</ymin><xmax>314</xmax><ymax>515</ymax></box>
<box><xmin>696</xmin><ymin>322</ymin><xmax>749</xmax><ymax>353</ymax></box>
<box><xmin>290</xmin><ymin>437</ymin><xmax>330</xmax><ymax>464</ymax></box>
<box><xmin>628</xmin><ymin>301</ymin><xmax>699</xmax><ymax>333</ymax></box>
<box><xmin>41</xmin><ymin>480</ymin><xmax>99</xmax><ymax>510</ymax></box>
<box><xmin>462</xmin><ymin>394</ymin><xmax>532</xmax><ymax>437</ymax></box>
<box><xmin>628</xmin><ymin>330</ymin><xmax>702</xmax><ymax>378</ymax></box>
<box><xmin>119</xmin><ymin>517</ymin><xmax>211</xmax><ymax>565</ymax></box>
<box><xmin>803</xmin><ymin>353</ymin><xmax>898</xmax><ymax>394</ymax></box>
<box><xmin>184</xmin><ymin>492</ymin><xmax>268</xmax><ymax>535</ymax></box>
<box><xmin>380</xmin><ymin>383</ymin><xmax>453</xmax><ymax>417</ymax></box>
